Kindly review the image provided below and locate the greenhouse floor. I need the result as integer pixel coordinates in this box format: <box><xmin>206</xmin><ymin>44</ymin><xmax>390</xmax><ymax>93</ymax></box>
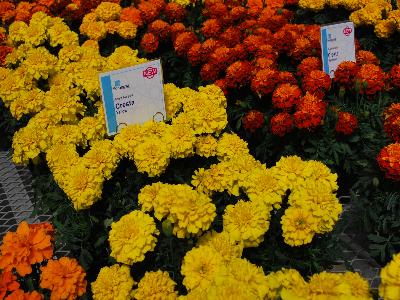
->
<box><xmin>0</xmin><ymin>150</ymin><xmax>381</xmax><ymax>289</ymax></box>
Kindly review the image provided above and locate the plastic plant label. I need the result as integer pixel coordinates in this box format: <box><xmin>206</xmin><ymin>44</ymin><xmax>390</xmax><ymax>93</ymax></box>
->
<box><xmin>320</xmin><ymin>21</ymin><xmax>356</xmax><ymax>78</ymax></box>
<box><xmin>99</xmin><ymin>59</ymin><xmax>166</xmax><ymax>135</ymax></box>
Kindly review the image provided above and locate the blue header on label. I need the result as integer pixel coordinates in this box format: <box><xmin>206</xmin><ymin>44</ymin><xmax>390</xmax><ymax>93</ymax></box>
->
<box><xmin>100</xmin><ymin>75</ymin><xmax>117</xmax><ymax>135</ymax></box>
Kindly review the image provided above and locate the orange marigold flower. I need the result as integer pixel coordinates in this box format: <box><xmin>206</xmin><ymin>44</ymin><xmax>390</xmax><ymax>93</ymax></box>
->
<box><xmin>356</xmin><ymin>50</ymin><xmax>380</xmax><ymax>66</ymax></box>
<box><xmin>251</xmin><ymin>68</ymin><xmax>279</xmax><ymax>96</ymax></box>
<box><xmin>0</xmin><ymin>271</ymin><xmax>19</xmax><ymax>299</ymax></box>
<box><xmin>243</xmin><ymin>110</ymin><xmax>265</xmax><ymax>132</ymax></box>
<box><xmin>335</xmin><ymin>112</ymin><xmax>358</xmax><ymax>135</ymax></box>
<box><xmin>333</xmin><ymin>61</ymin><xmax>359</xmax><ymax>89</ymax></box>
<box><xmin>377</xmin><ymin>143</ymin><xmax>400</xmax><ymax>181</ymax></box>
<box><xmin>5</xmin><ymin>290</ymin><xmax>43</xmax><ymax>300</ymax></box>
<box><xmin>389</xmin><ymin>65</ymin><xmax>400</xmax><ymax>89</ymax></box>
<box><xmin>205</xmin><ymin>3</ymin><xmax>228</xmax><ymax>19</ymax></box>
<box><xmin>188</xmin><ymin>43</ymin><xmax>203</xmax><ymax>65</ymax></box>
<box><xmin>293</xmin><ymin>92</ymin><xmax>327</xmax><ymax>129</ymax></box>
<box><xmin>0</xmin><ymin>46</ymin><xmax>13</xmax><ymax>67</ymax></box>
<box><xmin>140</xmin><ymin>33</ymin><xmax>159</xmax><ymax>53</ymax></box>
<box><xmin>302</xmin><ymin>70</ymin><xmax>331</xmax><ymax>98</ymax></box>
<box><xmin>201</xmin><ymin>38</ymin><xmax>223</xmax><ymax>60</ymax></box>
<box><xmin>355</xmin><ymin>64</ymin><xmax>386</xmax><ymax>95</ymax></box>
<box><xmin>270</xmin><ymin>112</ymin><xmax>293</xmax><ymax>136</ymax></box>
<box><xmin>238</xmin><ymin>19</ymin><xmax>258</xmax><ymax>32</ymax></box>
<box><xmin>253</xmin><ymin>27</ymin><xmax>273</xmax><ymax>39</ymax></box>
<box><xmin>148</xmin><ymin>19</ymin><xmax>170</xmax><ymax>40</ymax></box>
<box><xmin>173</xmin><ymin>31</ymin><xmax>198</xmax><ymax>57</ymax></box>
<box><xmin>148</xmin><ymin>0</ymin><xmax>166</xmax><ymax>12</ymax></box>
<box><xmin>210</xmin><ymin>46</ymin><xmax>235</xmax><ymax>69</ymax></box>
<box><xmin>255</xmin><ymin>44</ymin><xmax>278</xmax><ymax>60</ymax></box>
<box><xmin>200</xmin><ymin>63</ymin><xmax>220</xmax><ymax>81</ymax></box>
<box><xmin>0</xmin><ymin>221</ymin><xmax>53</xmax><ymax>276</ymax></box>
<box><xmin>231</xmin><ymin>44</ymin><xmax>247</xmax><ymax>60</ymax></box>
<box><xmin>31</xmin><ymin>5</ymin><xmax>50</xmax><ymax>15</ymax></box>
<box><xmin>285</xmin><ymin>0</ymin><xmax>299</xmax><ymax>5</ymax></box>
<box><xmin>272</xmin><ymin>83</ymin><xmax>302</xmax><ymax>110</ymax></box>
<box><xmin>138</xmin><ymin>1</ymin><xmax>159</xmax><ymax>24</ymax></box>
<box><xmin>40</xmin><ymin>257</ymin><xmax>87</xmax><ymax>300</ymax></box>
<box><xmin>28</xmin><ymin>222</ymin><xmax>55</xmax><ymax>238</ymax></box>
<box><xmin>297</xmin><ymin>57</ymin><xmax>321</xmax><ymax>77</ymax></box>
<box><xmin>15</xmin><ymin>2</ymin><xmax>33</xmax><ymax>23</ymax></box>
<box><xmin>201</xmin><ymin>19</ymin><xmax>222</xmax><ymax>39</ymax></box>
<box><xmin>243</xmin><ymin>35</ymin><xmax>265</xmax><ymax>54</ymax></box>
<box><xmin>226</xmin><ymin>61</ymin><xmax>253</xmax><ymax>88</ymax></box>
<box><xmin>384</xmin><ymin>103</ymin><xmax>400</xmax><ymax>142</ymax></box>
<box><xmin>0</xmin><ymin>2</ymin><xmax>15</xmax><ymax>23</ymax></box>
<box><xmin>278</xmin><ymin>71</ymin><xmax>297</xmax><ymax>85</ymax></box>
<box><xmin>220</xmin><ymin>27</ymin><xmax>242</xmax><ymax>48</ymax></box>
<box><xmin>230</xmin><ymin>6</ymin><xmax>247</xmax><ymax>20</ymax></box>
<box><xmin>254</xmin><ymin>58</ymin><xmax>276</xmax><ymax>71</ymax></box>
<box><xmin>290</xmin><ymin>37</ymin><xmax>312</xmax><ymax>61</ymax></box>
<box><xmin>120</xmin><ymin>7</ymin><xmax>143</xmax><ymax>27</ymax></box>
<box><xmin>170</xmin><ymin>23</ymin><xmax>186</xmax><ymax>41</ymax></box>
<box><xmin>163</xmin><ymin>3</ymin><xmax>186</xmax><ymax>22</ymax></box>
<box><xmin>215</xmin><ymin>78</ymin><xmax>228</xmax><ymax>95</ymax></box>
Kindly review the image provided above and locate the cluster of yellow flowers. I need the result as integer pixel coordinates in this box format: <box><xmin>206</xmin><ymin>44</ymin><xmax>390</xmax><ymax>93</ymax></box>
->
<box><xmin>298</xmin><ymin>0</ymin><xmax>400</xmax><ymax>38</ymax></box>
<box><xmin>92</xmin><ymin>234</ymin><xmax>372</xmax><ymax>299</ymax></box>
<box><xmin>80</xmin><ymin>2</ymin><xmax>137</xmax><ymax>40</ymax></box>
<box><xmin>379</xmin><ymin>252</ymin><xmax>400</xmax><ymax>300</ymax></box>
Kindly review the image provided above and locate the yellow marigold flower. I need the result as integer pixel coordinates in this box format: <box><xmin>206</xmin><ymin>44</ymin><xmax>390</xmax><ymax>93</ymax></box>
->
<box><xmin>82</xmin><ymin>140</ymin><xmax>120</xmax><ymax>179</ymax></box>
<box><xmin>223</xmin><ymin>200</ymin><xmax>270</xmax><ymax>247</ymax></box>
<box><xmin>8</xmin><ymin>21</ymin><xmax>29</xmax><ymax>45</ymax></box>
<box><xmin>21</xmin><ymin>47</ymin><xmax>57</xmax><ymax>80</ymax></box>
<box><xmin>81</xmin><ymin>21</ymin><xmax>108</xmax><ymax>41</ymax></box>
<box><xmin>92</xmin><ymin>264</ymin><xmax>135</xmax><ymax>300</ymax></box>
<box><xmin>46</xmin><ymin>144</ymin><xmax>80</xmax><ymax>184</ymax></box>
<box><xmin>379</xmin><ymin>252</ymin><xmax>400</xmax><ymax>300</ymax></box>
<box><xmin>79</xmin><ymin>116</ymin><xmax>107</xmax><ymax>146</ymax></box>
<box><xmin>205</xmin><ymin>278</ymin><xmax>259</xmax><ymax>300</ymax></box>
<box><xmin>113</xmin><ymin>124</ymin><xmax>145</xmax><ymax>158</ymax></box>
<box><xmin>342</xmin><ymin>272</ymin><xmax>372</xmax><ymax>299</ymax></box>
<box><xmin>138</xmin><ymin>182</ymin><xmax>165</xmax><ymax>213</ymax></box>
<box><xmin>106</xmin><ymin>21</ymin><xmax>120</xmax><ymax>34</ymax></box>
<box><xmin>224</xmin><ymin>258</ymin><xmax>269</xmax><ymax>298</ymax></box>
<box><xmin>163</xmin><ymin>123</ymin><xmax>196</xmax><ymax>158</ymax></box>
<box><xmin>197</xmin><ymin>231</ymin><xmax>243</xmax><ymax>263</ymax></box>
<box><xmin>181</xmin><ymin>245</ymin><xmax>225</xmax><ymax>291</ymax></box>
<box><xmin>265</xmin><ymin>269</ymin><xmax>308</xmax><ymax>300</ymax></box>
<box><xmin>9</xmin><ymin>89</ymin><xmax>45</xmax><ymax>120</ymax></box>
<box><xmin>388</xmin><ymin>9</ymin><xmax>400</xmax><ymax>30</ymax></box>
<box><xmin>48</xmin><ymin>124</ymin><xmax>83</xmax><ymax>147</ymax></box>
<box><xmin>95</xmin><ymin>2</ymin><xmax>122</xmax><ymax>21</ymax></box>
<box><xmin>375</xmin><ymin>19</ymin><xmax>396</xmax><ymax>38</ymax></box>
<box><xmin>12</xmin><ymin>125</ymin><xmax>50</xmax><ymax>165</ymax></box>
<box><xmin>109</xmin><ymin>211</ymin><xmax>159</xmax><ymax>265</ymax></box>
<box><xmin>106</xmin><ymin>46</ymin><xmax>146</xmax><ymax>70</ymax></box>
<box><xmin>117</xmin><ymin>21</ymin><xmax>137</xmax><ymax>39</ymax></box>
<box><xmin>271</xmin><ymin>155</ymin><xmax>307</xmax><ymax>189</ymax></box>
<box><xmin>281</xmin><ymin>207</ymin><xmax>318</xmax><ymax>246</ymax></box>
<box><xmin>171</xmin><ymin>0</ymin><xmax>192</xmax><ymax>7</ymax></box>
<box><xmin>153</xmin><ymin>184</ymin><xmax>186</xmax><ymax>220</ymax></box>
<box><xmin>134</xmin><ymin>270</ymin><xmax>178</xmax><ymax>300</ymax></box>
<box><xmin>24</xmin><ymin>23</ymin><xmax>47</xmax><ymax>47</ymax></box>
<box><xmin>48</xmin><ymin>22</ymin><xmax>79</xmax><ymax>47</ymax></box>
<box><xmin>299</xmin><ymin>0</ymin><xmax>326</xmax><ymax>11</ymax></box>
<box><xmin>198</xmin><ymin>85</ymin><xmax>227</xmax><ymax>108</ymax></box>
<box><xmin>134</xmin><ymin>138</ymin><xmax>171</xmax><ymax>177</ymax></box>
<box><xmin>194</xmin><ymin>135</ymin><xmax>218</xmax><ymax>157</ymax></box>
<box><xmin>216</xmin><ymin>133</ymin><xmax>249</xmax><ymax>160</ymax></box>
<box><xmin>168</xmin><ymin>187</ymin><xmax>216</xmax><ymax>238</ymax></box>
<box><xmin>141</xmin><ymin>120</ymin><xmax>169</xmax><ymax>137</ymax></box>
<box><xmin>301</xmin><ymin>160</ymin><xmax>338</xmax><ymax>192</ymax></box>
<box><xmin>63</xmin><ymin>163</ymin><xmax>104</xmax><ymax>210</ymax></box>
<box><xmin>29</xmin><ymin>11</ymin><xmax>54</xmax><ymax>28</ymax></box>
<box><xmin>72</xmin><ymin>67</ymin><xmax>103</xmax><ymax>98</ymax></box>
<box><xmin>191</xmin><ymin>167</ymin><xmax>215</xmax><ymax>195</ymax></box>
<box><xmin>308</xmin><ymin>272</ymin><xmax>352</xmax><ymax>298</ymax></box>
<box><xmin>164</xmin><ymin>83</ymin><xmax>184</xmax><ymax>119</ymax></box>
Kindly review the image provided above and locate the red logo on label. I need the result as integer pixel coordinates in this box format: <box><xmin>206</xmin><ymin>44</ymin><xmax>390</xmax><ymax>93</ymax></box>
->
<box><xmin>143</xmin><ymin>67</ymin><xmax>158</xmax><ymax>79</ymax></box>
<box><xmin>343</xmin><ymin>26</ymin><xmax>352</xmax><ymax>36</ymax></box>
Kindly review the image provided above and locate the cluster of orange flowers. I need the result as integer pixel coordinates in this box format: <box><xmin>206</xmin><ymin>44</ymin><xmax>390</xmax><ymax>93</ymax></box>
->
<box><xmin>0</xmin><ymin>27</ymin><xmax>12</xmax><ymax>67</ymax></box>
<box><xmin>0</xmin><ymin>221</ymin><xmax>86</xmax><ymax>300</ymax></box>
<box><xmin>335</xmin><ymin>111</ymin><xmax>359</xmax><ymax>136</ymax></box>
<box><xmin>242</xmin><ymin>109</ymin><xmax>265</xmax><ymax>132</ymax></box>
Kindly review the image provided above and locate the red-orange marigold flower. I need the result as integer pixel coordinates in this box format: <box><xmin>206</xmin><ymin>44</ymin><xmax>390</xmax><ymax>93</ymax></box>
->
<box><xmin>389</xmin><ymin>64</ymin><xmax>400</xmax><ymax>89</ymax></box>
<box><xmin>377</xmin><ymin>143</ymin><xmax>400</xmax><ymax>181</ymax></box>
<box><xmin>270</xmin><ymin>112</ymin><xmax>293</xmax><ymax>136</ymax></box>
<box><xmin>0</xmin><ymin>221</ymin><xmax>53</xmax><ymax>276</ymax></box>
<box><xmin>140</xmin><ymin>33</ymin><xmax>159</xmax><ymax>53</ymax></box>
<box><xmin>210</xmin><ymin>46</ymin><xmax>235</xmax><ymax>69</ymax></box>
<box><xmin>243</xmin><ymin>110</ymin><xmax>265</xmax><ymax>132</ymax></box>
<box><xmin>201</xmin><ymin>19</ymin><xmax>222</xmax><ymax>39</ymax></box>
<box><xmin>40</xmin><ymin>257</ymin><xmax>87</xmax><ymax>300</ymax></box>
<box><xmin>148</xmin><ymin>19</ymin><xmax>170</xmax><ymax>40</ymax></box>
<box><xmin>243</xmin><ymin>35</ymin><xmax>265</xmax><ymax>54</ymax></box>
<box><xmin>251</xmin><ymin>68</ymin><xmax>279</xmax><ymax>96</ymax></box>
<box><xmin>173</xmin><ymin>31</ymin><xmax>198</xmax><ymax>57</ymax></box>
<box><xmin>226</xmin><ymin>61</ymin><xmax>253</xmax><ymax>88</ymax></box>
<box><xmin>278</xmin><ymin>71</ymin><xmax>297</xmax><ymax>85</ymax></box>
<box><xmin>333</xmin><ymin>61</ymin><xmax>359</xmax><ymax>88</ymax></box>
<box><xmin>384</xmin><ymin>103</ymin><xmax>400</xmax><ymax>142</ymax></box>
<box><xmin>231</xmin><ymin>44</ymin><xmax>247</xmax><ymax>60</ymax></box>
<box><xmin>230</xmin><ymin>6</ymin><xmax>247</xmax><ymax>20</ymax></box>
<box><xmin>220</xmin><ymin>27</ymin><xmax>242</xmax><ymax>48</ymax></box>
<box><xmin>138</xmin><ymin>1</ymin><xmax>159</xmax><ymax>24</ymax></box>
<box><xmin>297</xmin><ymin>57</ymin><xmax>321</xmax><ymax>77</ymax></box>
<box><xmin>0</xmin><ymin>271</ymin><xmax>19</xmax><ymax>299</ymax></box>
<box><xmin>272</xmin><ymin>83</ymin><xmax>302</xmax><ymax>110</ymax></box>
<box><xmin>254</xmin><ymin>58</ymin><xmax>276</xmax><ymax>71</ymax></box>
<box><xmin>238</xmin><ymin>19</ymin><xmax>258</xmax><ymax>32</ymax></box>
<box><xmin>164</xmin><ymin>3</ymin><xmax>186</xmax><ymax>22</ymax></box>
<box><xmin>148</xmin><ymin>0</ymin><xmax>166</xmax><ymax>12</ymax></box>
<box><xmin>170</xmin><ymin>23</ymin><xmax>186</xmax><ymax>41</ymax></box>
<box><xmin>290</xmin><ymin>37</ymin><xmax>312</xmax><ymax>61</ymax></box>
<box><xmin>120</xmin><ymin>7</ymin><xmax>143</xmax><ymax>27</ymax></box>
<box><xmin>355</xmin><ymin>64</ymin><xmax>386</xmax><ymax>95</ymax></box>
<box><xmin>205</xmin><ymin>3</ymin><xmax>228</xmax><ymax>19</ymax></box>
<box><xmin>201</xmin><ymin>38</ymin><xmax>223</xmax><ymax>60</ymax></box>
<box><xmin>335</xmin><ymin>112</ymin><xmax>358</xmax><ymax>135</ymax></box>
<box><xmin>293</xmin><ymin>92</ymin><xmax>327</xmax><ymax>129</ymax></box>
<box><xmin>255</xmin><ymin>44</ymin><xmax>278</xmax><ymax>60</ymax></box>
<box><xmin>187</xmin><ymin>43</ymin><xmax>203</xmax><ymax>65</ymax></box>
<box><xmin>200</xmin><ymin>63</ymin><xmax>220</xmax><ymax>81</ymax></box>
<box><xmin>0</xmin><ymin>46</ymin><xmax>13</xmax><ymax>67</ymax></box>
<box><xmin>356</xmin><ymin>50</ymin><xmax>380</xmax><ymax>66</ymax></box>
<box><xmin>253</xmin><ymin>27</ymin><xmax>273</xmax><ymax>40</ymax></box>
<box><xmin>0</xmin><ymin>2</ymin><xmax>15</xmax><ymax>23</ymax></box>
<box><xmin>5</xmin><ymin>290</ymin><xmax>43</xmax><ymax>300</ymax></box>
<box><xmin>302</xmin><ymin>70</ymin><xmax>331</xmax><ymax>98</ymax></box>
<box><xmin>215</xmin><ymin>78</ymin><xmax>229</xmax><ymax>95</ymax></box>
